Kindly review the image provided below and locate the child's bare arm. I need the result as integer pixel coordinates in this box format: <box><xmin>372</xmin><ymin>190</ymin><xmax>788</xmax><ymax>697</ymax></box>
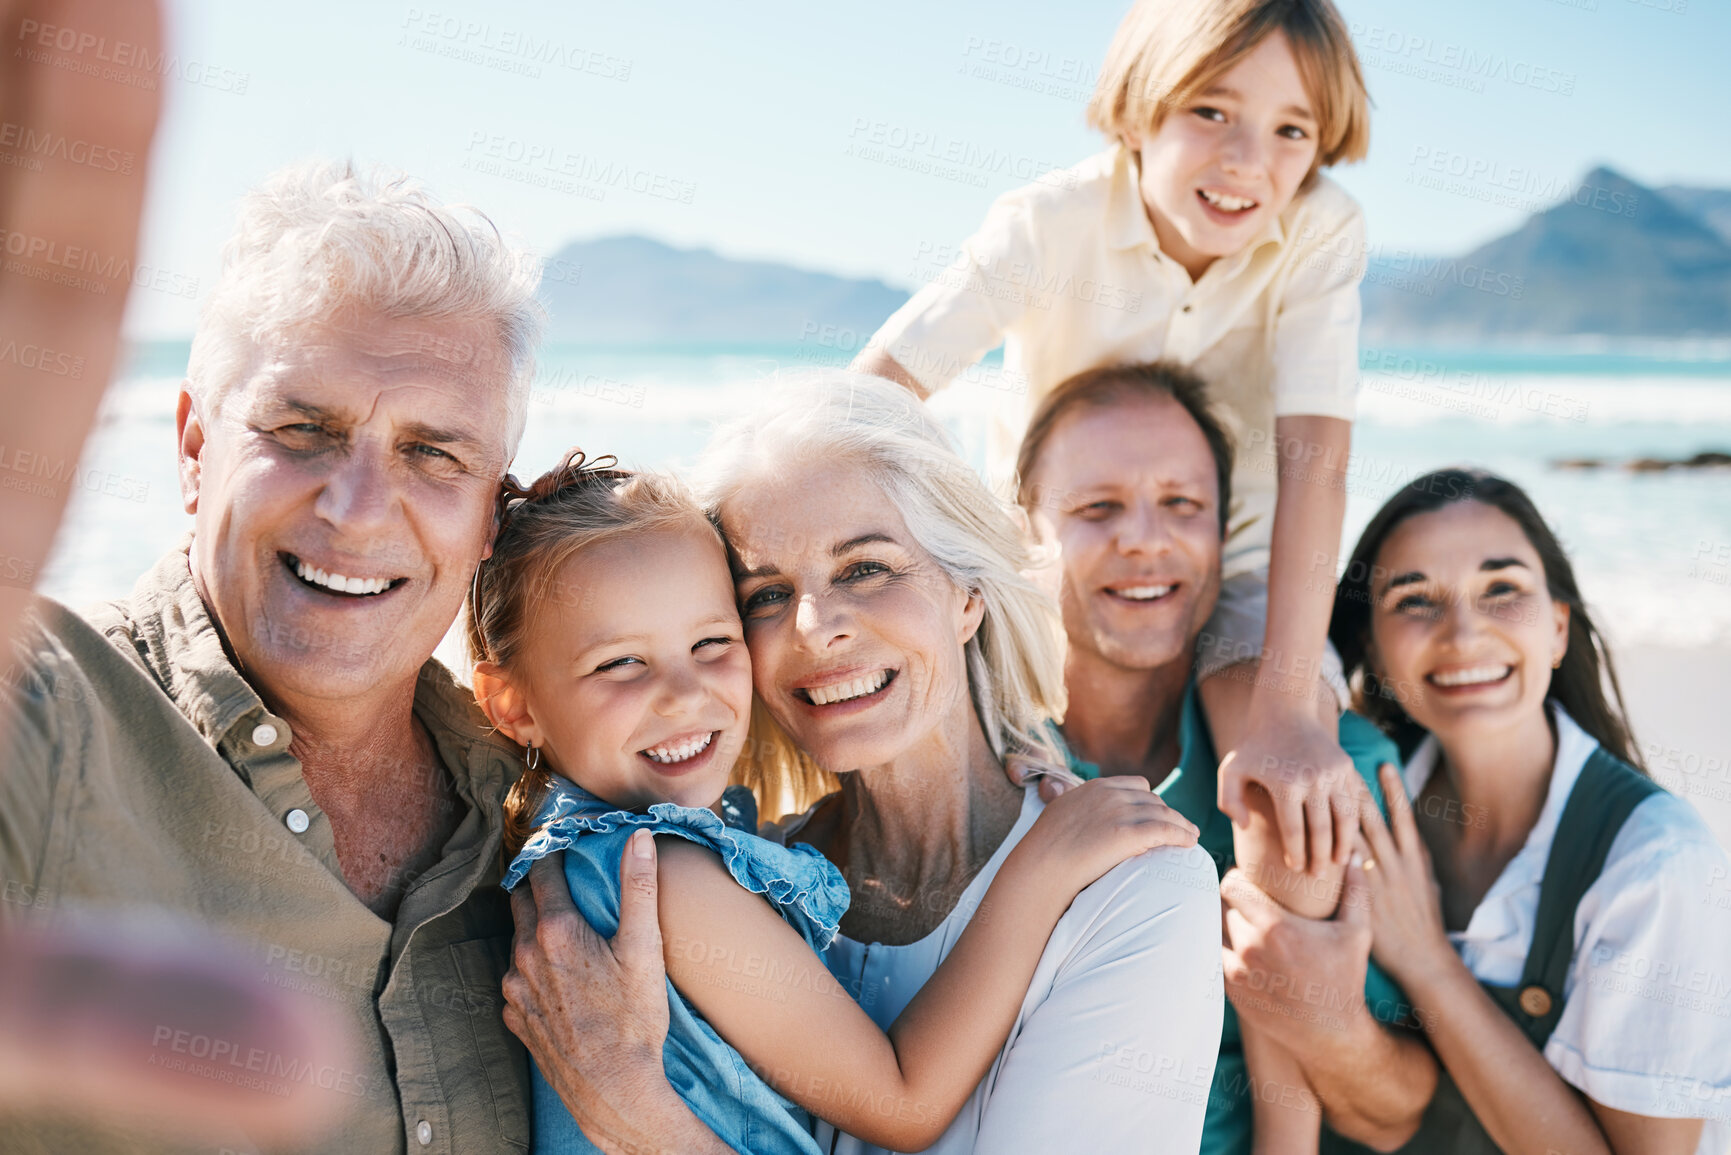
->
<box><xmin>1216</xmin><ymin>414</ymin><xmax>1358</xmax><ymax>876</ymax></box>
<box><xmin>1242</xmin><ymin>1025</ymin><xmax>1324</xmax><ymax>1155</ymax></box>
<box><xmin>658</xmin><ymin>840</ymin><xmax>942</xmax><ymax>1146</ymax></box>
<box><xmin>1233</xmin><ymin>786</ymin><xmax>1335</xmax><ymax>1155</ymax></box>
<box><xmin>659</xmin><ymin>780</ymin><xmax>1197</xmax><ymax>1151</ymax></box>
<box><xmin>850</xmin><ymin>347</ymin><xmax>929</xmax><ymax>398</ymax></box>
<box><xmin>1264</xmin><ymin>415</ymin><xmax>1350</xmax><ymax>700</ymax></box>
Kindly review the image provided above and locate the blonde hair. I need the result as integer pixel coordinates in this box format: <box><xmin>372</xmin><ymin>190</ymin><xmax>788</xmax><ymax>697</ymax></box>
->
<box><xmin>466</xmin><ymin>450</ymin><xmax>721</xmax><ymax>850</ymax></box>
<box><xmin>696</xmin><ymin>373</ymin><xmax>1069</xmax><ymax>818</ymax></box>
<box><xmin>189</xmin><ymin>159</ymin><xmax>544</xmax><ymax>468</ymax></box>
<box><xmin>1086</xmin><ymin>0</ymin><xmax>1370</xmax><ymax>184</ymax></box>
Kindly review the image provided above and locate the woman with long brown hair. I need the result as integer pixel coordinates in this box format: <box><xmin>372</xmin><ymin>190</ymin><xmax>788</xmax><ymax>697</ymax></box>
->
<box><xmin>1328</xmin><ymin>468</ymin><xmax>1731</xmax><ymax>1154</ymax></box>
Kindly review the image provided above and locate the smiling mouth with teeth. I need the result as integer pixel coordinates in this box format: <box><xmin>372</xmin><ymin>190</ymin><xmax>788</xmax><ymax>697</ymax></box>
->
<box><xmin>797</xmin><ymin>669</ymin><xmax>896</xmax><ymax>706</ymax></box>
<box><xmin>641</xmin><ymin>731</ymin><xmax>716</xmax><ymax>765</ymax></box>
<box><xmin>1427</xmin><ymin>664</ymin><xmax>1514</xmax><ymax>689</ymax></box>
<box><xmin>1107</xmin><ymin>583</ymin><xmax>1177</xmax><ymax>603</ymax></box>
<box><xmin>1198</xmin><ymin>188</ymin><xmax>1258</xmax><ymax>213</ymax></box>
<box><xmin>285</xmin><ymin>554</ymin><xmax>407</xmax><ymax>598</ymax></box>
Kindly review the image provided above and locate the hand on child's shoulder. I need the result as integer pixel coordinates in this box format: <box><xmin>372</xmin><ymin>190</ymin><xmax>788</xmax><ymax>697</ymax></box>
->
<box><xmin>1025</xmin><ymin>776</ymin><xmax>1201</xmax><ymax>890</ymax></box>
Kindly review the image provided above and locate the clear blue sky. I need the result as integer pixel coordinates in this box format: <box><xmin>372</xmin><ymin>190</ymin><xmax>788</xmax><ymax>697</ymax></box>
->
<box><xmin>125</xmin><ymin>0</ymin><xmax>1731</xmax><ymax>336</ymax></box>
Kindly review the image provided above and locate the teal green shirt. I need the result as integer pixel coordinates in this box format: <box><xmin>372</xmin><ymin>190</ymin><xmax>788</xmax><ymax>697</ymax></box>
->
<box><xmin>1050</xmin><ymin>682</ymin><xmax>1414</xmax><ymax>1155</ymax></box>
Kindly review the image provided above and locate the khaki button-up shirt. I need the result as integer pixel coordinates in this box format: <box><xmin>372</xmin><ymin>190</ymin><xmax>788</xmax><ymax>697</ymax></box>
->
<box><xmin>0</xmin><ymin>544</ymin><xmax>530</xmax><ymax>1153</ymax></box>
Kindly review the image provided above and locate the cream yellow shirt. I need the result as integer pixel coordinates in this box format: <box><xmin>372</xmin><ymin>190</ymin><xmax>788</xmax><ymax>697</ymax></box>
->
<box><xmin>872</xmin><ymin>145</ymin><xmax>1367</xmax><ymax>577</ymax></box>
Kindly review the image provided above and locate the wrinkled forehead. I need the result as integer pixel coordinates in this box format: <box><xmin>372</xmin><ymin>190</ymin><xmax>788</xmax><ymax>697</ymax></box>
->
<box><xmin>236</xmin><ymin>316</ymin><xmax>515</xmax><ymax>458</ymax></box>
<box><xmin>253</xmin><ymin>311</ymin><xmax>509</xmax><ymax>383</ymax></box>
<box><xmin>719</xmin><ymin>455</ymin><xmax>912</xmax><ymax>570</ymax></box>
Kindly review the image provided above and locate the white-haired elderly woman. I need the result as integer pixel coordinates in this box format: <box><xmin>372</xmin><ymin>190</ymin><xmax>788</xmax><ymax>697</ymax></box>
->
<box><xmin>505</xmin><ymin>374</ymin><xmax>1224</xmax><ymax>1155</ymax></box>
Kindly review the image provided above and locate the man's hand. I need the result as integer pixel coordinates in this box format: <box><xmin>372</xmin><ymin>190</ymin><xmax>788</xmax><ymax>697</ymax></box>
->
<box><xmin>0</xmin><ymin>914</ymin><xmax>355</xmax><ymax>1146</ymax></box>
<box><xmin>1221</xmin><ymin>862</ymin><xmax>1436</xmax><ymax>1147</ymax></box>
<box><xmin>1220</xmin><ymin>861</ymin><xmax>1371</xmax><ymax>1054</ymax></box>
<box><xmin>505</xmin><ymin>834</ymin><xmax>730</xmax><ymax>1155</ymax></box>
<box><xmin>1218</xmin><ymin>708</ymin><xmax>1361</xmax><ymax>875</ymax></box>
<box><xmin>0</xmin><ymin>0</ymin><xmax>161</xmax><ymax>653</ymax></box>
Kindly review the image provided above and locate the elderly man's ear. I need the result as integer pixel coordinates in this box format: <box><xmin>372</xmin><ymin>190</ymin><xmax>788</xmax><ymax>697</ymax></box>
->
<box><xmin>175</xmin><ymin>387</ymin><xmax>205</xmax><ymax>515</ymax></box>
<box><xmin>473</xmin><ymin>661</ymin><xmax>541</xmax><ymax>749</ymax></box>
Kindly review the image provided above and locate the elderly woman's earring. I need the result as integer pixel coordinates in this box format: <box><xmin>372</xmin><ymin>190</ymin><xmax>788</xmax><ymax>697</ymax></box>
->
<box><xmin>1551</xmin><ymin>653</ymin><xmax>1563</xmax><ymax>669</ymax></box>
<box><xmin>525</xmin><ymin>743</ymin><xmax>541</xmax><ymax>771</ymax></box>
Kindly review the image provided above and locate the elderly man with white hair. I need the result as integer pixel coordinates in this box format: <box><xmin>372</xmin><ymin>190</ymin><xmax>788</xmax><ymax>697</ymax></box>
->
<box><xmin>2</xmin><ymin>161</ymin><xmax>549</xmax><ymax>1154</ymax></box>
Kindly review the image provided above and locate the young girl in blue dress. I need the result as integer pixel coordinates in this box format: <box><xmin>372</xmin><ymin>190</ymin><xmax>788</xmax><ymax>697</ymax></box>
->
<box><xmin>466</xmin><ymin>451</ymin><xmax>1203</xmax><ymax>1154</ymax></box>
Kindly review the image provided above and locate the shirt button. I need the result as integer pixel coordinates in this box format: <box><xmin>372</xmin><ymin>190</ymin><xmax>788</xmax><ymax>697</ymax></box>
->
<box><xmin>416</xmin><ymin>1120</ymin><xmax>433</xmax><ymax>1146</ymax></box>
<box><xmin>251</xmin><ymin>722</ymin><xmax>279</xmax><ymax>747</ymax></box>
<box><xmin>285</xmin><ymin>809</ymin><xmax>311</xmax><ymax>834</ymax></box>
<box><xmin>1181</xmin><ymin>304</ymin><xmax>1193</xmax><ymax>312</ymax></box>
<box><xmin>1518</xmin><ymin>985</ymin><xmax>1553</xmax><ymax>1017</ymax></box>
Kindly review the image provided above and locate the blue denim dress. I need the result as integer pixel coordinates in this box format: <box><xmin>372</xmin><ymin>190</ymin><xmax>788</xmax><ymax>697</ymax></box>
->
<box><xmin>502</xmin><ymin>777</ymin><xmax>849</xmax><ymax>1155</ymax></box>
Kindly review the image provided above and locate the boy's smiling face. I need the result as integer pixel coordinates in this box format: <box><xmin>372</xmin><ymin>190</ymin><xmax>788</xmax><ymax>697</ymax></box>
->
<box><xmin>1129</xmin><ymin>30</ymin><xmax>1321</xmax><ymax>280</ymax></box>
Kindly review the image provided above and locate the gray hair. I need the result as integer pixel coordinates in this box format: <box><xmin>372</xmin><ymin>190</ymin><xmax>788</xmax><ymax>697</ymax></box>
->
<box><xmin>696</xmin><ymin>372</ymin><xmax>1069</xmax><ymax>809</ymax></box>
<box><xmin>186</xmin><ymin>160</ymin><xmax>543</xmax><ymax>466</ymax></box>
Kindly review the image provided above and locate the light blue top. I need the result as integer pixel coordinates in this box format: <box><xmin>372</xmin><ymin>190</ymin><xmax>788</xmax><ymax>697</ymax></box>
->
<box><xmin>503</xmin><ymin>777</ymin><xmax>849</xmax><ymax>1155</ymax></box>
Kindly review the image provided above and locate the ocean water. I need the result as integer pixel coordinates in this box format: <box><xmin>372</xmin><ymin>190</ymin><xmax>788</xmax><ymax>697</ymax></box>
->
<box><xmin>39</xmin><ymin>342</ymin><xmax>1731</xmax><ymax>654</ymax></box>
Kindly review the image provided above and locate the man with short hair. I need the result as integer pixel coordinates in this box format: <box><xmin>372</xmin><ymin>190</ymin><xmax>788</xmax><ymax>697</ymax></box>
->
<box><xmin>1015</xmin><ymin>360</ymin><xmax>1437</xmax><ymax>1154</ymax></box>
<box><xmin>2</xmin><ymin>161</ymin><xmax>545</xmax><ymax>1154</ymax></box>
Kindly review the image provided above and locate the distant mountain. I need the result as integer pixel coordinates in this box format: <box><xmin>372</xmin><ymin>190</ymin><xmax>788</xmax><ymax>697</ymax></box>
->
<box><xmin>1660</xmin><ymin>186</ymin><xmax>1731</xmax><ymax>245</ymax></box>
<box><xmin>1363</xmin><ymin>167</ymin><xmax>1731</xmax><ymax>342</ymax></box>
<box><xmin>540</xmin><ymin>171</ymin><xmax>1731</xmax><ymax>348</ymax></box>
<box><xmin>537</xmin><ymin>235</ymin><xmax>909</xmax><ymax>344</ymax></box>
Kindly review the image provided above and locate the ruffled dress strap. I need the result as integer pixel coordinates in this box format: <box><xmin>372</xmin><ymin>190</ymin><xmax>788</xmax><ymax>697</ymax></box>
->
<box><xmin>503</xmin><ymin>777</ymin><xmax>848</xmax><ymax>952</ymax></box>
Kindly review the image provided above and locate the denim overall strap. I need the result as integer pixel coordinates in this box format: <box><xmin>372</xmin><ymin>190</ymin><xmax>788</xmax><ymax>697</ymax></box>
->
<box><xmin>1324</xmin><ymin>747</ymin><xmax>1661</xmax><ymax>1155</ymax></box>
<box><xmin>1500</xmin><ymin>748</ymin><xmax>1662</xmax><ymax>1046</ymax></box>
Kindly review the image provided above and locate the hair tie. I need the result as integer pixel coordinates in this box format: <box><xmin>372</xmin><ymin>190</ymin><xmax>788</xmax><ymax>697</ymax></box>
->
<box><xmin>472</xmin><ymin>449</ymin><xmax>634</xmax><ymax>661</ymax></box>
<box><xmin>495</xmin><ymin>448</ymin><xmax>632</xmax><ymax>530</ymax></box>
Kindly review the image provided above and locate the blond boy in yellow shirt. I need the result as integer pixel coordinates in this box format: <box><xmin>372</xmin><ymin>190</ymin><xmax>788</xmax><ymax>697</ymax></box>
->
<box><xmin>857</xmin><ymin>3</ymin><xmax>1377</xmax><ymax>1149</ymax></box>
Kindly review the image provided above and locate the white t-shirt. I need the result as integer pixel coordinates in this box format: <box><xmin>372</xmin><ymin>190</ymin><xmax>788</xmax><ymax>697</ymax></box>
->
<box><xmin>1402</xmin><ymin>707</ymin><xmax>1731</xmax><ymax>1153</ymax></box>
<box><xmin>870</xmin><ymin>145</ymin><xmax>1367</xmax><ymax>578</ymax></box>
<box><xmin>769</xmin><ymin>784</ymin><xmax>1224</xmax><ymax>1154</ymax></box>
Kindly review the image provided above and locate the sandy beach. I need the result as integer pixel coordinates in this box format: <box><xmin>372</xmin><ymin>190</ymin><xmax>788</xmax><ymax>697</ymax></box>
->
<box><xmin>1617</xmin><ymin>646</ymin><xmax>1731</xmax><ymax>848</ymax></box>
